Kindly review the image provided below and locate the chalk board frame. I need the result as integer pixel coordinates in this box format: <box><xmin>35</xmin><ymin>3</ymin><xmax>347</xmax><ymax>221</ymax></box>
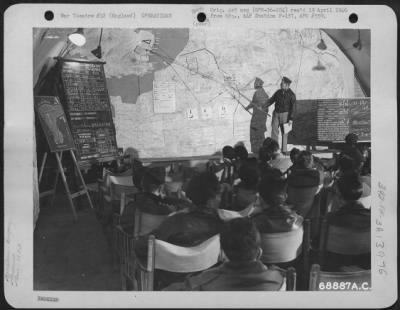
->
<box><xmin>34</xmin><ymin>96</ymin><xmax>76</xmax><ymax>152</ymax></box>
<box><xmin>288</xmin><ymin>97</ymin><xmax>371</xmax><ymax>146</ymax></box>
<box><xmin>56</xmin><ymin>57</ymin><xmax>119</xmax><ymax>166</ymax></box>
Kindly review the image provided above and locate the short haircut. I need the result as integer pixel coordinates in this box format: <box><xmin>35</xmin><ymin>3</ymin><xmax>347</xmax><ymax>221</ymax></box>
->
<box><xmin>337</xmin><ymin>171</ymin><xmax>363</xmax><ymax>201</ymax></box>
<box><xmin>263</xmin><ymin>137</ymin><xmax>274</xmax><ymax>148</ymax></box>
<box><xmin>265</xmin><ymin>139</ymin><xmax>280</xmax><ymax>159</ymax></box>
<box><xmin>345</xmin><ymin>133</ymin><xmax>358</xmax><ymax>145</ymax></box>
<box><xmin>185</xmin><ymin>171</ymin><xmax>220</xmax><ymax>207</ymax></box>
<box><xmin>222</xmin><ymin>145</ymin><xmax>235</xmax><ymax>160</ymax></box>
<box><xmin>220</xmin><ymin>218</ymin><xmax>261</xmax><ymax>262</ymax></box>
<box><xmin>141</xmin><ymin>167</ymin><xmax>165</xmax><ymax>192</ymax></box>
<box><xmin>234</xmin><ymin>144</ymin><xmax>249</xmax><ymax>161</ymax></box>
<box><xmin>238</xmin><ymin>159</ymin><xmax>259</xmax><ymax>189</ymax></box>
<box><xmin>290</xmin><ymin>148</ymin><xmax>301</xmax><ymax>164</ymax></box>
<box><xmin>258</xmin><ymin>173</ymin><xmax>287</xmax><ymax>206</ymax></box>
<box><xmin>258</xmin><ymin>145</ymin><xmax>273</xmax><ymax>162</ymax></box>
<box><xmin>296</xmin><ymin>151</ymin><xmax>314</xmax><ymax>169</ymax></box>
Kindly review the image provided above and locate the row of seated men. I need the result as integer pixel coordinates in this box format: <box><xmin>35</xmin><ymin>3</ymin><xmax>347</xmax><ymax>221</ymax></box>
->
<box><xmin>104</xmin><ymin>133</ymin><xmax>371</xmax><ymax>290</ymax></box>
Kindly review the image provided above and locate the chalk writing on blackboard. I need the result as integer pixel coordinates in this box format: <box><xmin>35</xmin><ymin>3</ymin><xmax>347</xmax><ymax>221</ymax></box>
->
<box><xmin>317</xmin><ymin>98</ymin><xmax>371</xmax><ymax>142</ymax></box>
<box><xmin>60</xmin><ymin>59</ymin><xmax>118</xmax><ymax>164</ymax></box>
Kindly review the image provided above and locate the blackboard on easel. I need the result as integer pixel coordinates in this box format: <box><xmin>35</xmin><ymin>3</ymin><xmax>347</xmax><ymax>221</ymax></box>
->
<box><xmin>34</xmin><ymin>96</ymin><xmax>75</xmax><ymax>152</ymax></box>
<box><xmin>57</xmin><ymin>57</ymin><xmax>118</xmax><ymax>167</ymax></box>
<box><xmin>34</xmin><ymin>95</ymin><xmax>94</xmax><ymax>219</ymax></box>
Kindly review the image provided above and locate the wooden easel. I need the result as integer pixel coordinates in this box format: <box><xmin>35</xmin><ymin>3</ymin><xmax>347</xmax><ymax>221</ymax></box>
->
<box><xmin>39</xmin><ymin>149</ymin><xmax>94</xmax><ymax>220</ymax></box>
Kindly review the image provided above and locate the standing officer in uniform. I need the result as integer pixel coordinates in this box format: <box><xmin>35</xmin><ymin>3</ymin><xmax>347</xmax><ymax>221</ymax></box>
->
<box><xmin>269</xmin><ymin>76</ymin><xmax>296</xmax><ymax>153</ymax></box>
<box><xmin>245</xmin><ymin>77</ymin><xmax>269</xmax><ymax>155</ymax></box>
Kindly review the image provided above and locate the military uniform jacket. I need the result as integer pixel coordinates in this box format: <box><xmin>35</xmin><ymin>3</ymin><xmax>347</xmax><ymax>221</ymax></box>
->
<box><xmin>269</xmin><ymin>88</ymin><xmax>296</xmax><ymax>120</ymax></box>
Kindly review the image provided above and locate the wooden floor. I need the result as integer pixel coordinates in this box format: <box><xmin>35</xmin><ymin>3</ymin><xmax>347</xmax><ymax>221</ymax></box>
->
<box><xmin>34</xmin><ymin>192</ymin><xmax>120</xmax><ymax>291</ymax></box>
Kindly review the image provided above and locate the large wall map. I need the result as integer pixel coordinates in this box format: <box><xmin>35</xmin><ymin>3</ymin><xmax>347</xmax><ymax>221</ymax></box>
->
<box><xmin>66</xmin><ymin>28</ymin><xmax>359</xmax><ymax>158</ymax></box>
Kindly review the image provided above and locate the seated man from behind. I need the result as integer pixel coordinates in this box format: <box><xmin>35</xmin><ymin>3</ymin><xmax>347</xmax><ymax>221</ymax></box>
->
<box><xmin>327</xmin><ymin>156</ymin><xmax>371</xmax><ymax>212</ymax></box>
<box><xmin>266</xmin><ymin>139</ymin><xmax>292</xmax><ymax>174</ymax></box>
<box><xmin>137</xmin><ymin>171</ymin><xmax>224</xmax><ymax>289</ymax></box>
<box><xmin>121</xmin><ymin>166</ymin><xmax>186</xmax><ymax>234</ymax></box>
<box><xmin>258</xmin><ymin>145</ymin><xmax>273</xmax><ymax>177</ymax></box>
<box><xmin>164</xmin><ymin>218</ymin><xmax>285</xmax><ymax>291</ymax></box>
<box><xmin>325</xmin><ymin>171</ymin><xmax>371</xmax><ymax>270</ymax></box>
<box><xmin>327</xmin><ymin>171</ymin><xmax>370</xmax><ymax>231</ymax></box>
<box><xmin>286</xmin><ymin>147</ymin><xmax>301</xmax><ymax>176</ymax></box>
<box><xmin>252</xmin><ymin>174</ymin><xmax>303</xmax><ymax>233</ymax></box>
<box><xmin>232</xmin><ymin>158</ymin><xmax>259</xmax><ymax>211</ymax></box>
<box><xmin>287</xmin><ymin>151</ymin><xmax>321</xmax><ymax>217</ymax></box>
<box><xmin>151</xmin><ymin>171</ymin><xmax>223</xmax><ymax>247</ymax></box>
<box><xmin>210</xmin><ymin>145</ymin><xmax>237</xmax><ymax>184</ymax></box>
<box><xmin>338</xmin><ymin>133</ymin><xmax>365</xmax><ymax>173</ymax></box>
<box><xmin>135</xmin><ymin>166</ymin><xmax>177</xmax><ymax>215</ymax></box>
<box><xmin>233</xmin><ymin>143</ymin><xmax>249</xmax><ymax>172</ymax></box>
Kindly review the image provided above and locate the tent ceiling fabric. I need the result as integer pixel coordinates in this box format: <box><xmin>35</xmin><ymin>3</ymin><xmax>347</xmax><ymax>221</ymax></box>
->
<box><xmin>33</xmin><ymin>28</ymin><xmax>371</xmax><ymax>97</ymax></box>
<box><xmin>324</xmin><ymin>29</ymin><xmax>371</xmax><ymax>96</ymax></box>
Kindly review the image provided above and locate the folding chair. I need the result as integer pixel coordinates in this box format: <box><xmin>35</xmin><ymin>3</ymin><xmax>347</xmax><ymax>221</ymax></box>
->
<box><xmin>106</xmin><ymin>176</ymin><xmax>137</xmax><ymax>267</ymax></box>
<box><xmin>97</xmin><ymin>169</ymin><xmax>135</xmax><ymax>218</ymax></box>
<box><xmin>285</xmin><ymin>267</ymin><xmax>297</xmax><ymax>291</ymax></box>
<box><xmin>96</xmin><ymin>168</ymin><xmax>113</xmax><ymax>218</ymax></box>
<box><xmin>105</xmin><ymin>175</ymin><xmax>137</xmax><ymax>219</ymax></box>
<box><xmin>133</xmin><ymin>207</ymin><xmax>169</xmax><ymax>237</ymax></box>
<box><xmin>259</xmin><ymin>219</ymin><xmax>311</xmax><ymax>289</ymax></box>
<box><xmin>259</xmin><ymin>227</ymin><xmax>304</xmax><ymax>265</ymax></box>
<box><xmin>132</xmin><ymin>234</ymin><xmax>221</xmax><ymax>291</ymax></box>
<box><xmin>116</xmin><ymin>225</ymin><xmax>137</xmax><ymax>290</ymax></box>
<box><xmin>217</xmin><ymin>204</ymin><xmax>255</xmax><ymax>221</ymax></box>
<box><xmin>309</xmin><ymin>264</ymin><xmax>371</xmax><ymax>291</ymax></box>
<box><xmin>318</xmin><ymin>218</ymin><xmax>371</xmax><ymax>269</ymax></box>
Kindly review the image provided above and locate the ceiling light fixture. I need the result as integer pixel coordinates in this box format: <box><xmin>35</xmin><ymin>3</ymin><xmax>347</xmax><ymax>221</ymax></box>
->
<box><xmin>68</xmin><ymin>28</ymin><xmax>86</xmax><ymax>47</ymax></box>
<box><xmin>91</xmin><ymin>28</ymin><xmax>103</xmax><ymax>59</ymax></box>
<box><xmin>317</xmin><ymin>30</ymin><xmax>327</xmax><ymax>50</ymax></box>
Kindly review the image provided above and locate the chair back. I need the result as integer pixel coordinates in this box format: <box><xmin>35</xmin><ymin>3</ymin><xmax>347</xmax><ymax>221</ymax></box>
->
<box><xmin>154</xmin><ymin>234</ymin><xmax>221</xmax><ymax>272</ymax></box>
<box><xmin>309</xmin><ymin>264</ymin><xmax>371</xmax><ymax>291</ymax></box>
<box><xmin>108</xmin><ymin>175</ymin><xmax>137</xmax><ymax>215</ymax></box>
<box><xmin>116</xmin><ymin>225</ymin><xmax>137</xmax><ymax>290</ymax></box>
<box><xmin>98</xmin><ymin>168</ymin><xmax>113</xmax><ymax>200</ymax></box>
<box><xmin>286</xmin><ymin>267</ymin><xmax>297</xmax><ymax>291</ymax></box>
<box><xmin>217</xmin><ymin>204</ymin><xmax>255</xmax><ymax>221</ymax></box>
<box><xmin>318</xmin><ymin>218</ymin><xmax>371</xmax><ymax>267</ymax></box>
<box><xmin>109</xmin><ymin>175</ymin><xmax>137</xmax><ymax>199</ymax></box>
<box><xmin>287</xmin><ymin>185</ymin><xmax>319</xmax><ymax>217</ymax></box>
<box><xmin>260</xmin><ymin>227</ymin><xmax>304</xmax><ymax>264</ymax></box>
<box><xmin>136</xmin><ymin>234</ymin><xmax>221</xmax><ymax>290</ymax></box>
<box><xmin>325</xmin><ymin>225</ymin><xmax>371</xmax><ymax>255</ymax></box>
<box><xmin>133</xmin><ymin>208</ymin><xmax>168</xmax><ymax>237</ymax></box>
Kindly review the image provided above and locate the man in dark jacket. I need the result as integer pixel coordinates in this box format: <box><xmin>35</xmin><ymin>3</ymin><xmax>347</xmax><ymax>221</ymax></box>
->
<box><xmin>152</xmin><ymin>171</ymin><xmax>223</xmax><ymax>246</ymax></box>
<box><xmin>135</xmin><ymin>171</ymin><xmax>224</xmax><ymax>289</ymax></box>
<box><xmin>245</xmin><ymin>77</ymin><xmax>269</xmax><ymax>155</ymax></box>
<box><xmin>287</xmin><ymin>151</ymin><xmax>321</xmax><ymax>217</ymax></box>
<box><xmin>269</xmin><ymin>76</ymin><xmax>296</xmax><ymax>153</ymax></box>
<box><xmin>339</xmin><ymin>133</ymin><xmax>365</xmax><ymax>173</ymax></box>
<box><xmin>252</xmin><ymin>174</ymin><xmax>303</xmax><ymax>233</ymax></box>
<box><xmin>327</xmin><ymin>171</ymin><xmax>370</xmax><ymax>231</ymax></box>
<box><xmin>325</xmin><ymin>171</ymin><xmax>371</xmax><ymax>271</ymax></box>
<box><xmin>164</xmin><ymin>218</ymin><xmax>285</xmax><ymax>291</ymax></box>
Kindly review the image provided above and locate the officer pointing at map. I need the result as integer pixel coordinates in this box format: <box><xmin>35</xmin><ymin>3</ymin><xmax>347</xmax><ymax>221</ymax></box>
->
<box><xmin>269</xmin><ymin>76</ymin><xmax>296</xmax><ymax>153</ymax></box>
<box><xmin>245</xmin><ymin>77</ymin><xmax>269</xmax><ymax>155</ymax></box>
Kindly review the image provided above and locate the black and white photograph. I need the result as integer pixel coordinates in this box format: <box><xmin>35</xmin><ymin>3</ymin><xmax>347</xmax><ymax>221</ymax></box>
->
<box><xmin>3</xmin><ymin>4</ymin><xmax>398</xmax><ymax>308</ymax></box>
